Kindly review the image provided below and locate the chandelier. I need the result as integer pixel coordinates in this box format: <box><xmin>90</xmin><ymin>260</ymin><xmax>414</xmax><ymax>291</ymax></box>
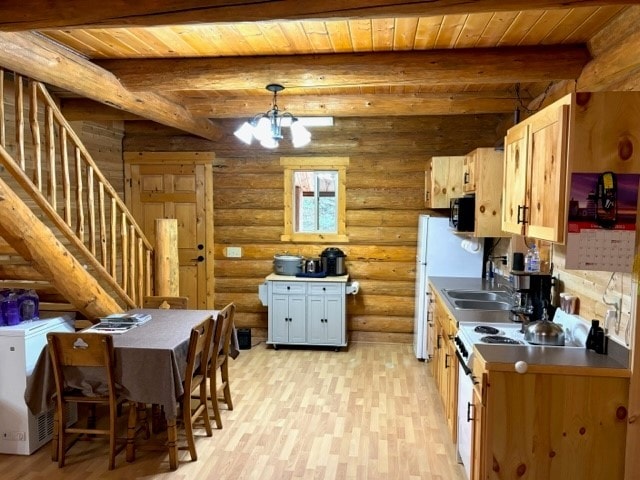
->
<box><xmin>233</xmin><ymin>84</ymin><xmax>311</xmax><ymax>149</ymax></box>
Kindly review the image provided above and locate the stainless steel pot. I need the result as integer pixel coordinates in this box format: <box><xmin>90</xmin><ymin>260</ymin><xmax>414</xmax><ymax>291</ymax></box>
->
<box><xmin>273</xmin><ymin>254</ymin><xmax>304</xmax><ymax>276</ymax></box>
<box><xmin>524</xmin><ymin>309</ymin><xmax>565</xmax><ymax>346</ymax></box>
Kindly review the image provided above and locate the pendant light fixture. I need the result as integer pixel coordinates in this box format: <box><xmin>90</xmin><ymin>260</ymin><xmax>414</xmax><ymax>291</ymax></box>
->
<box><xmin>234</xmin><ymin>84</ymin><xmax>311</xmax><ymax>149</ymax></box>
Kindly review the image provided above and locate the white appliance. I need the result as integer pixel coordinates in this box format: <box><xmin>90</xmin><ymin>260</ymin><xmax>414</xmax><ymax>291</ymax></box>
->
<box><xmin>0</xmin><ymin>316</ymin><xmax>76</xmax><ymax>455</ymax></box>
<box><xmin>413</xmin><ymin>215</ymin><xmax>483</xmax><ymax>360</ymax></box>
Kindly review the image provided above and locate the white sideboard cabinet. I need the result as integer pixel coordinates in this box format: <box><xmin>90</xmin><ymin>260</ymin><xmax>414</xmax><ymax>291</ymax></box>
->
<box><xmin>263</xmin><ymin>274</ymin><xmax>349</xmax><ymax>350</ymax></box>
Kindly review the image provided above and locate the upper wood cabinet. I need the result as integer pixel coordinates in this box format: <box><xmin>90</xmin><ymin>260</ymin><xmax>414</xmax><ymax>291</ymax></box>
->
<box><xmin>467</xmin><ymin>148</ymin><xmax>508</xmax><ymax>238</ymax></box>
<box><xmin>502</xmin><ymin>99</ymin><xmax>569</xmax><ymax>242</ymax></box>
<box><xmin>425</xmin><ymin>156</ymin><xmax>464</xmax><ymax>208</ymax></box>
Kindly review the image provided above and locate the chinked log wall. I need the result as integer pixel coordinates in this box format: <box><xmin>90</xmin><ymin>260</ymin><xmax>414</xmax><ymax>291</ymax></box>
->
<box><xmin>124</xmin><ymin>115</ymin><xmax>506</xmax><ymax>342</ymax></box>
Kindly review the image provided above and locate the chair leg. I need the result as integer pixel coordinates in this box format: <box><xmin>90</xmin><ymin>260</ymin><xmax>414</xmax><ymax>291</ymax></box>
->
<box><xmin>108</xmin><ymin>401</ymin><xmax>117</xmax><ymax>470</ymax></box>
<box><xmin>209</xmin><ymin>371</ymin><xmax>223</xmax><ymax>429</ymax></box>
<box><xmin>51</xmin><ymin>409</ymin><xmax>60</xmax><ymax>462</ymax></box>
<box><xmin>200</xmin><ymin>384</ymin><xmax>213</xmax><ymax>437</ymax></box>
<box><xmin>183</xmin><ymin>398</ymin><xmax>197</xmax><ymax>461</ymax></box>
<box><xmin>220</xmin><ymin>360</ymin><xmax>233</xmax><ymax>410</ymax></box>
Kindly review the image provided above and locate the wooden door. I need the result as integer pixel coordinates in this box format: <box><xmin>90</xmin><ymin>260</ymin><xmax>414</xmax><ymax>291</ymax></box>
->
<box><xmin>124</xmin><ymin>152</ymin><xmax>215</xmax><ymax>309</ymax></box>
<box><xmin>526</xmin><ymin>102</ymin><xmax>569</xmax><ymax>243</ymax></box>
<box><xmin>502</xmin><ymin>122</ymin><xmax>529</xmax><ymax>235</ymax></box>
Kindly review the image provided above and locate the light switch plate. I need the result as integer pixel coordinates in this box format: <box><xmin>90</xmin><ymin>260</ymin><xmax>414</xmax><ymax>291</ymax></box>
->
<box><xmin>226</xmin><ymin>246</ymin><xmax>242</xmax><ymax>258</ymax></box>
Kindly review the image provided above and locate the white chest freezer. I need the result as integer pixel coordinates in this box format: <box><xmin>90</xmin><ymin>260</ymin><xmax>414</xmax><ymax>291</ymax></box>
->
<box><xmin>0</xmin><ymin>316</ymin><xmax>76</xmax><ymax>455</ymax></box>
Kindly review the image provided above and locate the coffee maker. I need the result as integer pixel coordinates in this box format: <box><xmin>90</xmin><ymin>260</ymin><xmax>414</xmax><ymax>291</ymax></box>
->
<box><xmin>509</xmin><ymin>271</ymin><xmax>552</xmax><ymax>323</ymax></box>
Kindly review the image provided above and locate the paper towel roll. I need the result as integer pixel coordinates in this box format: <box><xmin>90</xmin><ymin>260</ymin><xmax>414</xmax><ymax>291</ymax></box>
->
<box><xmin>346</xmin><ymin>281</ymin><xmax>359</xmax><ymax>295</ymax></box>
<box><xmin>461</xmin><ymin>238</ymin><xmax>481</xmax><ymax>254</ymax></box>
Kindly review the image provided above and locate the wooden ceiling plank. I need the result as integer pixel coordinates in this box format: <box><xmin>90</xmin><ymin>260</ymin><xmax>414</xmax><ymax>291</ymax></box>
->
<box><xmin>0</xmin><ymin>31</ymin><xmax>221</xmax><ymax>140</ymax></box>
<box><xmin>372</xmin><ymin>18</ymin><xmax>395</xmax><ymax>51</ymax></box>
<box><xmin>233</xmin><ymin>23</ymin><xmax>277</xmax><ymax>56</ymax></box>
<box><xmin>326</xmin><ymin>20</ymin><xmax>354</xmax><ymax>52</ymax></box>
<box><xmin>497</xmin><ymin>9</ymin><xmax>546</xmax><ymax>46</ymax></box>
<box><xmin>519</xmin><ymin>9</ymin><xmax>571</xmax><ymax>45</ymax></box>
<box><xmin>455</xmin><ymin>12</ymin><xmax>494</xmax><ymax>48</ymax></box>
<box><xmin>393</xmin><ymin>17</ymin><xmax>419</xmax><ymax>50</ymax></box>
<box><xmin>434</xmin><ymin>14</ymin><xmax>468</xmax><ymax>48</ymax></box>
<box><xmin>348</xmin><ymin>19</ymin><xmax>373</xmax><ymax>52</ymax></box>
<box><xmin>96</xmin><ymin>46</ymin><xmax>590</xmax><ymax>92</ymax></box>
<box><xmin>301</xmin><ymin>21</ymin><xmax>333</xmax><ymax>54</ymax></box>
<box><xmin>563</xmin><ymin>6</ymin><xmax>626</xmax><ymax>44</ymax></box>
<box><xmin>475</xmin><ymin>12</ymin><xmax>520</xmax><ymax>47</ymax></box>
<box><xmin>413</xmin><ymin>16</ymin><xmax>445</xmax><ymax>49</ymax></box>
<box><xmin>0</xmin><ymin>1</ymin><xmax>637</xmax><ymax>31</ymax></box>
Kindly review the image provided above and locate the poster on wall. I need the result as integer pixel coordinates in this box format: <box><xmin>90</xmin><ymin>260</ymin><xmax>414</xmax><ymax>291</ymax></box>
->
<box><xmin>565</xmin><ymin>172</ymin><xmax>640</xmax><ymax>272</ymax></box>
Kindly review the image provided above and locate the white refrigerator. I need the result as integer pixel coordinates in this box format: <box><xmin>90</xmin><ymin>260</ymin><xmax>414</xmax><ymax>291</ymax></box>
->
<box><xmin>413</xmin><ymin>215</ymin><xmax>483</xmax><ymax>360</ymax></box>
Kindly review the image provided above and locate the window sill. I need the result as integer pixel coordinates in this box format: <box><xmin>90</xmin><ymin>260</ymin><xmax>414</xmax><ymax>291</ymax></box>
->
<box><xmin>281</xmin><ymin>233</ymin><xmax>349</xmax><ymax>243</ymax></box>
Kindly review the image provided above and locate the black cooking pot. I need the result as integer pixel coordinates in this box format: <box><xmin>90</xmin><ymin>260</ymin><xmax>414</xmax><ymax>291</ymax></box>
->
<box><xmin>320</xmin><ymin>248</ymin><xmax>347</xmax><ymax>276</ymax></box>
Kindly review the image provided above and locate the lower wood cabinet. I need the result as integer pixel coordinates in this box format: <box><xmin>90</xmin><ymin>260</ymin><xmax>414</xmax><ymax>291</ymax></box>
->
<box><xmin>431</xmin><ymin>291</ymin><xmax>458</xmax><ymax>441</ymax></box>
<box><xmin>471</xmin><ymin>363</ymin><xmax>628</xmax><ymax>480</ymax></box>
<box><xmin>266</xmin><ymin>276</ymin><xmax>348</xmax><ymax>349</ymax></box>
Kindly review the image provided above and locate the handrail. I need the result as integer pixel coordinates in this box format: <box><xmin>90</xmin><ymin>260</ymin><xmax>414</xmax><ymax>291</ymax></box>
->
<box><xmin>0</xmin><ymin>69</ymin><xmax>153</xmax><ymax>308</ymax></box>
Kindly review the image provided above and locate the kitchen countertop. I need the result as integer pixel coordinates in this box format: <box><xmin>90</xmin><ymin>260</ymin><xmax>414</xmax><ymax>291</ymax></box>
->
<box><xmin>265</xmin><ymin>273</ymin><xmax>350</xmax><ymax>282</ymax></box>
<box><xmin>474</xmin><ymin>343</ymin><xmax>629</xmax><ymax>377</ymax></box>
<box><xmin>429</xmin><ymin>276</ymin><xmax>630</xmax><ymax>374</ymax></box>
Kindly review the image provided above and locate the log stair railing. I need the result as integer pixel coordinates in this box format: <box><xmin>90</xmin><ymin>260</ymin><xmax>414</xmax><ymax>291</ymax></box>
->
<box><xmin>0</xmin><ymin>69</ymin><xmax>153</xmax><ymax>313</ymax></box>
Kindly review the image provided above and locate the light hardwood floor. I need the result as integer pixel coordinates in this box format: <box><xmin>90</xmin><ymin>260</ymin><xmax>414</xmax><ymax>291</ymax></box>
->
<box><xmin>0</xmin><ymin>341</ymin><xmax>465</xmax><ymax>480</ymax></box>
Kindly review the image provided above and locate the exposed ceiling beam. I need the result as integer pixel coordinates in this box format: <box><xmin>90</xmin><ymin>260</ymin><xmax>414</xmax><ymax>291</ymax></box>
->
<box><xmin>98</xmin><ymin>46</ymin><xmax>589</xmax><ymax>93</ymax></box>
<box><xmin>179</xmin><ymin>92</ymin><xmax>525</xmax><ymax>117</ymax></box>
<box><xmin>0</xmin><ymin>32</ymin><xmax>221</xmax><ymax>140</ymax></box>
<box><xmin>578</xmin><ymin>5</ymin><xmax>640</xmax><ymax>91</ymax></box>
<box><xmin>0</xmin><ymin>1</ymin><xmax>635</xmax><ymax>30</ymax></box>
<box><xmin>60</xmin><ymin>99</ymin><xmax>145</xmax><ymax>121</ymax></box>
<box><xmin>62</xmin><ymin>92</ymin><xmax>525</xmax><ymax>119</ymax></box>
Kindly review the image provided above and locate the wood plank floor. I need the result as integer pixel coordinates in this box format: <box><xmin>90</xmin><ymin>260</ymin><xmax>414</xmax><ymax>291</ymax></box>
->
<box><xmin>0</xmin><ymin>341</ymin><xmax>466</xmax><ymax>480</ymax></box>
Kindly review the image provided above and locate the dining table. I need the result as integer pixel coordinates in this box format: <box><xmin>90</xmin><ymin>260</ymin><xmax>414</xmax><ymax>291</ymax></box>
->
<box><xmin>25</xmin><ymin>308</ymin><xmax>237</xmax><ymax>470</ymax></box>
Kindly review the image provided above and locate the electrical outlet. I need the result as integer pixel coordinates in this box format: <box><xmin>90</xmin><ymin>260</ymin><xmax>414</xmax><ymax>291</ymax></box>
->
<box><xmin>226</xmin><ymin>247</ymin><xmax>242</xmax><ymax>258</ymax></box>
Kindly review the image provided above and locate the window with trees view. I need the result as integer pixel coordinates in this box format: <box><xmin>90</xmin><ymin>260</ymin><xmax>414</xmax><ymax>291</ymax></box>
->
<box><xmin>280</xmin><ymin>157</ymin><xmax>349</xmax><ymax>243</ymax></box>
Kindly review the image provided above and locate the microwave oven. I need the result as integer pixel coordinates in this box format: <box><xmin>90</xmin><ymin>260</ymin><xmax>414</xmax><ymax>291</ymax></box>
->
<box><xmin>449</xmin><ymin>196</ymin><xmax>475</xmax><ymax>232</ymax></box>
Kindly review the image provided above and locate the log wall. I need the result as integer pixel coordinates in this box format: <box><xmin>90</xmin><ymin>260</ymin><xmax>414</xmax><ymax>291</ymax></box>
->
<box><xmin>124</xmin><ymin>115</ymin><xmax>506</xmax><ymax>342</ymax></box>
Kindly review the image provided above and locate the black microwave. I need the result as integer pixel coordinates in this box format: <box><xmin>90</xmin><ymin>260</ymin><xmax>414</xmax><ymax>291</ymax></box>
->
<box><xmin>449</xmin><ymin>196</ymin><xmax>475</xmax><ymax>232</ymax></box>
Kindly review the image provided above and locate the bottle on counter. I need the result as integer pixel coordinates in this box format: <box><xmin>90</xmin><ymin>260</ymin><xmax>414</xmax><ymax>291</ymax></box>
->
<box><xmin>586</xmin><ymin>319</ymin><xmax>607</xmax><ymax>354</ymax></box>
<box><xmin>525</xmin><ymin>245</ymin><xmax>540</xmax><ymax>272</ymax></box>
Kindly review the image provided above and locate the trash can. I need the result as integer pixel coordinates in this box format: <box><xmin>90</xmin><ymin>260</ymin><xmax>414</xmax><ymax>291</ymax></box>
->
<box><xmin>237</xmin><ymin>328</ymin><xmax>251</xmax><ymax>350</ymax></box>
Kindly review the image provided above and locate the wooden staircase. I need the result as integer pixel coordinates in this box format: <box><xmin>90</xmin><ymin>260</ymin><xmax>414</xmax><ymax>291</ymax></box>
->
<box><xmin>0</xmin><ymin>69</ymin><xmax>153</xmax><ymax>321</ymax></box>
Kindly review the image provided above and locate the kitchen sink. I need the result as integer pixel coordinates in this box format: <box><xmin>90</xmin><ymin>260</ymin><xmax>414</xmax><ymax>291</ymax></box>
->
<box><xmin>443</xmin><ymin>289</ymin><xmax>511</xmax><ymax>302</ymax></box>
<box><xmin>452</xmin><ymin>299</ymin><xmax>512</xmax><ymax>311</ymax></box>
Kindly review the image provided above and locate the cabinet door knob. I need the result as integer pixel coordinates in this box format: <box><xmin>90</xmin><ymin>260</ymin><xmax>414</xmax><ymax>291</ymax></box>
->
<box><xmin>323</xmin><ymin>287</ymin><xmax>326</xmax><ymax>291</ymax></box>
<box><xmin>287</xmin><ymin>286</ymin><xmax>290</xmax><ymax>290</ymax></box>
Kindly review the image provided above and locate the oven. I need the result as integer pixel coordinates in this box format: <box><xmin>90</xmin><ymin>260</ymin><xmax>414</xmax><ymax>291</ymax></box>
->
<box><xmin>452</xmin><ymin>317</ymin><xmax>584</xmax><ymax>480</ymax></box>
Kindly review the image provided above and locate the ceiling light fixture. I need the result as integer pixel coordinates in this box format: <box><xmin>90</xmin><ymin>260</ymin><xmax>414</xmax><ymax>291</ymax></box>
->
<box><xmin>234</xmin><ymin>83</ymin><xmax>311</xmax><ymax>149</ymax></box>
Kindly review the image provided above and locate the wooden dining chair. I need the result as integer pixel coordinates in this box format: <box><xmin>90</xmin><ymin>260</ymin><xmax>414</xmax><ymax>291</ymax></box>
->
<box><xmin>180</xmin><ymin>315</ymin><xmax>215</xmax><ymax>461</ymax></box>
<box><xmin>47</xmin><ymin>332</ymin><xmax>127</xmax><ymax>470</ymax></box>
<box><xmin>207</xmin><ymin>302</ymin><xmax>236</xmax><ymax>429</ymax></box>
<box><xmin>143</xmin><ymin>296</ymin><xmax>189</xmax><ymax>310</ymax></box>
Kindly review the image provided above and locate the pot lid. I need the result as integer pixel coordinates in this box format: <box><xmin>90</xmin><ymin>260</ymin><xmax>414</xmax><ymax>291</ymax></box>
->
<box><xmin>274</xmin><ymin>253</ymin><xmax>303</xmax><ymax>260</ymax></box>
<box><xmin>320</xmin><ymin>247</ymin><xmax>346</xmax><ymax>257</ymax></box>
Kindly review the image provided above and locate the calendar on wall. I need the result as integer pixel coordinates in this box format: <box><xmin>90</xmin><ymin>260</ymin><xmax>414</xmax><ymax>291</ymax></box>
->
<box><xmin>565</xmin><ymin>172</ymin><xmax>640</xmax><ymax>272</ymax></box>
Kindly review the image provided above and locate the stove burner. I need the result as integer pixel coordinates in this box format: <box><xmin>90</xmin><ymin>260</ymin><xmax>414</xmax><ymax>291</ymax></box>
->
<box><xmin>474</xmin><ymin>325</ymin><xmax>500</xmax><ymax>335</ymax></box>
<box><xmin>480</xmin><ymin>335</ymin><xmax>524</xmax><ymax>345</ymax></box>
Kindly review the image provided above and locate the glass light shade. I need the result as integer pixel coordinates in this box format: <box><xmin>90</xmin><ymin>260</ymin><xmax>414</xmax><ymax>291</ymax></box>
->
<box><xmin>290</xmin><ymin>120</ymin><xmax>311</xmax><ymax>148</ymax></box>
<box><xmin>233</xmin><ymin>121</ymin><xmax>254</xmax><ymax>144</ymax></box>
<box><xmin>260</xmin><ymin>136</ymin><xmax>279</xmax><ymax>149</ymax></box>
<box><xmin>253</xmin><ymin>116</ymin><xmax>272</xmax><ymax>141</ymax></box>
